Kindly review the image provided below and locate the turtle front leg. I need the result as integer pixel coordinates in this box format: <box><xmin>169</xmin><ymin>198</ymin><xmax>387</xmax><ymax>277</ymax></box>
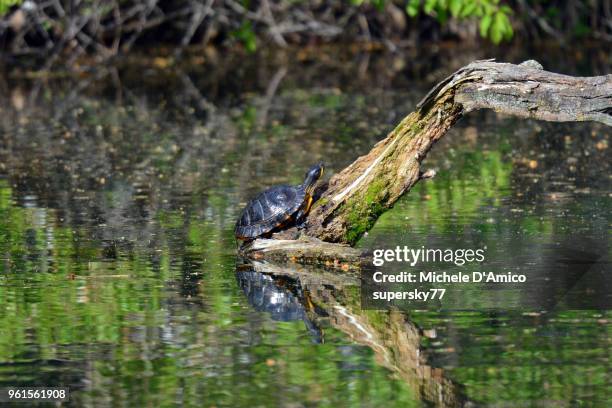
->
<box><xmin>295</xmin><ymin>196</ymin><xmax>314</xmax><ymax>230</ymax></box>
<box><xmin>295</xmin><ymin>209</ymin><xmax>308</xmax><ymax>230</ymax></box>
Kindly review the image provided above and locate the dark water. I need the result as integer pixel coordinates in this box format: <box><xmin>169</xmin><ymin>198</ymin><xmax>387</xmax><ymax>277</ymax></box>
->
<box><xmin>0</xmin><ymin>47</ymin><xmax>610</xmax><ymax>407</ymax></box>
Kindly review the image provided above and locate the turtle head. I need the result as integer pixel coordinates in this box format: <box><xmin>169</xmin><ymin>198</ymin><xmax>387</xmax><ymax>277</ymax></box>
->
<box><xmin>303</xmin><ymin>163</ymin><xmax>324</xmax><ymax>193</ymax></box>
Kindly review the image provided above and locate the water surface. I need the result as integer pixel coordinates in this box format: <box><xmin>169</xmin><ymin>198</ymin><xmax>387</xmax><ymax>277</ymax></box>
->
<box><xmin>0</xmin><ymin>48</ymin><xmax>610</xmax><ymax>407</ymax></box>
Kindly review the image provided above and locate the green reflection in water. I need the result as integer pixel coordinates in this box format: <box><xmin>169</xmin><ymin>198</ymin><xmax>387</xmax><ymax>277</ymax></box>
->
<box><xmin>0</xmin><ymin>65</ymin><xmax>610</xmax><ymax>407</ymax></box>
<box><xmin>0</xmin><ymin>178</ymin><xmax>420</xmax><ymax>407</ymax></box>
<box><xmin>356</xmin><ymin>122</ymin><xmax>610</xmax><ymax>405</ymax></box>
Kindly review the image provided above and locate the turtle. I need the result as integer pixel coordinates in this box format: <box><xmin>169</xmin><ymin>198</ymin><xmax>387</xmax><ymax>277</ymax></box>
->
<box><xmin>235</xmin><ymin>163</ymin><xmax>324</xmax><ymax>241</ymax></box>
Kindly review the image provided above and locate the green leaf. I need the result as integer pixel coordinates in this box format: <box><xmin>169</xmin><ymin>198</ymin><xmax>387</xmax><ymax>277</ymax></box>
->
<box><xmin>490</xmin><ymin>26</ymin><xmax>501</xmax><ymax>44</ymax></box>
<box><xmin>573</xmin><ymin>22</ymin><xmax>591</xmax><ymax>37</ymax></box>
<box><xmin>479</xmin><ymin>14</ymin><xmax>492</xmax><ymax>38</ymax></box>
<box><xmin>372</xmin><ymin>0</ymin><xmax>386</xmax><ymax>12</ymax></box>
<box><xmin>437</xmin><ymin>8</ymin><xmax>449</xmax><ymax>24</ymax></box>
<box><xmin>406</xmin><ymin>0</ymin><xmax>420</xmax><ymax>17</ymax></box>
<box><xmin>460</xmin><ymin>1</ymin><xmax>477</xmax><ymax>18</ymax></box>
<box><xmin>489</xmin><ymin>11</ymin><xmax>511</xmax><ymax>44</ymax></box>
<box><xmin>0</xmin><ymin>0</ymin><xmax>22</xmax><ymax>16</ymax></box>
<box><xmin>231</xmin><ymin>21</ymin><xmax>257</xmax><ymax>53</ymax></box>
<box><xmin>449</xmin><ymin>0</ymin><xmax>462</xmax><ymax>17</ymax></box>
<box><xmin>504</xmin><ymin>20</ymin><xmax>514</xmax><ymax>39</ymax></box>
<box><xmin>497</xmin><ymin>11</ymin><xmax>513</xmax><ymax>40</ymax></box>
<box><xmin>424</xmin><ymin>0</ymin><xmax>437</xmax><ymax>14</ymax></box>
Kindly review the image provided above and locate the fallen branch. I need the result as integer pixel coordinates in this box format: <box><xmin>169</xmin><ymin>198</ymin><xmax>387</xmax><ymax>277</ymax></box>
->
<box><xmin>249</xmin><ymin>59</ymin><xmax>611</xmax><ymax>262</ymax></box>
<box><xmin>304</xmin><ymin>59</ymin><xmax>611</xmax><ymax>244</ymax></box>
<box><xmin>240</xmin><ymin>236</ymin><xmax>363</xmax><ymax>270</ymax></box>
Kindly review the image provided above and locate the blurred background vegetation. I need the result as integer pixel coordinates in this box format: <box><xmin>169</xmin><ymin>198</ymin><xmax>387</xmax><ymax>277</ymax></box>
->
<box><xmin>0</xmin><ymin>0</ymin><xmax>610</xmax><ymax>69</ymax></box>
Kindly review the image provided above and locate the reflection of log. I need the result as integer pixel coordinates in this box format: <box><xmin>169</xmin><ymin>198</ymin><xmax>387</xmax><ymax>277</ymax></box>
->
<box><xmin>245</xmin><ymin>60</ymin><xmax>611</xmax><ymax>263</ymax></box>
<box><xmin>245</xmin><ymin>260</ymin><xmax>468</xmax><ymax>407</ymax></box>
<box><xmin>327</xmin><ymin>308</ymin><xmax>465</xmax><ymax>407</ymax></box>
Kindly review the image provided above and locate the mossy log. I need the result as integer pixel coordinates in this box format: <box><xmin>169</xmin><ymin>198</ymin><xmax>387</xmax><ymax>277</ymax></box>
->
<box><xmin>240</xmin><ymin>236</ymin><xmax>364</xmax><ymax>270</ymax></box>
<box><xmin>244</xmin><ymin>59</ymin><xmax>611</xmax><ymax>263</ymax></box>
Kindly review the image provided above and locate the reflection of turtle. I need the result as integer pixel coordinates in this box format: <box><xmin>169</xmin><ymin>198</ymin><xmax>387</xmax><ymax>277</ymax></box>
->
<box><xmin>235</xmin><ymin>163</ymin><xmax>324</xmax><ymax>240</ymax></box>
<box><xmin>236</xmin><ymin>267</ymin><xmax>325</xmax><ymax>343</ymax></box>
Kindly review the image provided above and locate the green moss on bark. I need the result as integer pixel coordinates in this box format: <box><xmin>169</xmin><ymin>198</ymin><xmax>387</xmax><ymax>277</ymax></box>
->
<box><xmin>343</xmin><ymin>179</ymin><xmax>389</xmax><ymax>245</ymax></box>
<box><xmin>313</xmin><ymin>197</ymin><xmax>329</xmax><ymax>209</ymax></box>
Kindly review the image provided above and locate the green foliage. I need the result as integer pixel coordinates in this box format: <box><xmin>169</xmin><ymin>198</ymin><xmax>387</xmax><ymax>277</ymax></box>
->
<box><xmin>573</xmin><ymin>21</ymin><xmax>591</xmax><ymax>38</ymax></box>
<box><xmin>418</xmin><ymin>0</ymin><xmax>514</xmax><ymax>43</ymax></box>
<box><xmin>0</xmin><ymin>0</ymin><xmax>21</xmax><ymax>16</ymax></box>
<box><xmin>231</xmin><ymin>20</ymin><xmax>257</xmax><ymax>53</ymax></box>
<box><xmin>363</xmin><ymin>0</ymin><xmax>515</xmax><ymax>43</ymax></box>
<box><xmin>406</xmin><ymin>0</ymin><xmax>420</xmax><ymax>16</ymax></box>
<box><xmin>352</xmin><ymin>0</ymin><xmax>387</xmax><ymax>11</ymax></box>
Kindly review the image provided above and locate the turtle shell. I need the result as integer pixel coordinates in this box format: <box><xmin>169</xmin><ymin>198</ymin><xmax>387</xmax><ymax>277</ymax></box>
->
<box><xmin>235</xmin><ymin>185</ymin><xmax>305</xmax><ymax>239</ymax></box>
